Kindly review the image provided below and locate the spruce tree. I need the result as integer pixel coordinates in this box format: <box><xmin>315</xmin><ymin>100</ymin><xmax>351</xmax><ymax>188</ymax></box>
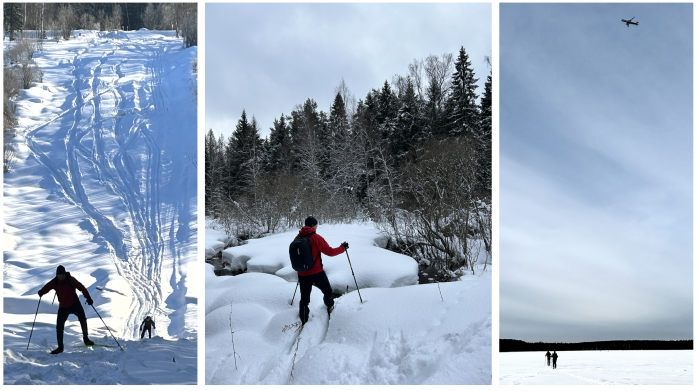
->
<box><xmin>376</xmin><ymin>81</ymin><xmax>398</xmax><ymax>141</ymax></box>
<box><xmin>393</xmin><ymin>76</ymin><xmax>420</xmax><ymax>162</ymax></box>
<box><xmin>205</xmin><ymin>129</ymin><xmax>218</xmax><ymax>213</ymax></box>
<box><xmin>446</xmin><ymin>46</ymin><xmax>479</xmax><ymax>137</ymax></box>
<box><xmin>266</xmin><ymin>114</ymin><xmax>291</xmax><ymax>173</ymax></box>
<box><xmin>477</xmin><ymin>70</ymin><xmax>492</xmax><ymax>200</ymax></box>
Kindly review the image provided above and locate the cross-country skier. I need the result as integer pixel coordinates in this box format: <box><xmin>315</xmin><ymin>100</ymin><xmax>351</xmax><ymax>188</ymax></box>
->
<box><xmin>37</xmin><ymin>265</ymin><xmax>94</xmax><ymax>354</ymax></box>
<box><xmin>545</xmin><ymin>350</ymin><xmax>551</xmax><ymax>366</ymax></box>
<box><xmin>552</xmin><ymin>351</ymin><xmax>559</xmax><ymax>369</ymax></box>
<box><xmin>140</xmin><ymin>316</ymin><xmax>156</xmax><ymax>339</ymax></box>
<box><xmin>296</xmin><ymin>216</ymin><xmax>348</xmax><ymax>325</ymax></box>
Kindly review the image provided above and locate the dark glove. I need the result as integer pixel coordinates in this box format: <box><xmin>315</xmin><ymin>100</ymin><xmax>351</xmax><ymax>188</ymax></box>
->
<box><xmin>38</xmin><ymin>291</ymin><xmax>44</xmax><ymax>298</ymax></box>
<box><xmin>341</xmin><ymin>241</ymin><xmax>349</xmax><ymax>250</ymax></box>
<box><xmin>86</xmin><ymin>298</ymin><xmax>94</xmax><ymax>306</ymax></box>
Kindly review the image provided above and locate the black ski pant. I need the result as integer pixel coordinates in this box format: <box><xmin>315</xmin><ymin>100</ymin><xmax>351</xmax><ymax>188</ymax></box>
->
<box><xmin>56</xmin><ymin>301</ymin><xmax>89</xmax><ymax>347</ymax></box>
<box><xmin>298</xmin><ymin>270</ymin><xmax>334</xmax><ymax>324</ymax></box>
<box><xmin>141</xmin><ymin>326</ymin><xmax>152</xmax><ymax>339</ymax></box>
<box><xmin>553</xmin><ymin>359</ymin><xmax>557</xmax><ymax>369</ymax></box>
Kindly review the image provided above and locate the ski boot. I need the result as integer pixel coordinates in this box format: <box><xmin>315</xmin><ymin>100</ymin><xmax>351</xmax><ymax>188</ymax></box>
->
<box><xmin>83</xmin><ymin>335</ymin><xmax>95</xmax><ymax>346</ymax></box>
<box><xmin>50</xmin><ymin>345</ymin><xmax>64</xmax><ymax>354</ymax></box>
<box><xmin>51</xmin><ymin>332</ymin><xmax>64</xmax><ymax>354</ymax></box>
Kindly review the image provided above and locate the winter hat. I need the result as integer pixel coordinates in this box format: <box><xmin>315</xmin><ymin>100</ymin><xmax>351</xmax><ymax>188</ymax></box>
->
<box><xmin>304</xmin><ymin>216</ymin><xmax>318</xmax><ymax>227</ymax></box>
<box><xmin>56</xmin><ymin>265</ymin><xmax>66</xmax><ymax>275</ymax></box>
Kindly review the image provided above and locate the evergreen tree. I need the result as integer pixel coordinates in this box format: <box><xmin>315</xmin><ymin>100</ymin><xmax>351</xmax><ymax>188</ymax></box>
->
<box><xmin>424</xmin><ymin>76</ymin><xmax>445</xmax><ymax>138</ymax></box>
<box><xmin>4</xmin><ymin>3</ymin><xmax>24</xmax><ymax>41</ymax></box>
<box><xmin>446</xmin><ymin>46</ymin><xmax>479</xmax><ymax>137</ymax></box>
<box><xmin>327</xmin><ymin>92</ymin><xmax>349</xmax><ymax>183</ymax></box>
<box><xmin>478</xmin><ymin>70</ymin><xmax>492</xmax><ymax>139</ymax></box>
<box><xmin>393</xmin><ymin>76</ymin><xmax>420</xmax><ymax>162</ymax></box>
<box><xmin>477</xmin><ymin>70</ymin><xmax>492</xmax><ymax>200</ymax></box>
<box><xmin>266</xmin><ymin>114</ymin><xmax>291</xmax><ymax>173</ymax></box>
<box><xmin>223</xmin><ymin>125</ymin><xmax>238</xmax><ymax>199</ymax></box>
<box><xmin>205</xmin><ymin>128</ymin><xmax>217</xmax><ymax>213</ymax></box>
<box><xmin>233</xmin><ymin>113</ymin><xmax>264</xmax><ymax>198</ymax></box>
<box><xmin>315</xmin><ymin>110</ymin><xmax>332</xmax><ymax>181</ymax></box>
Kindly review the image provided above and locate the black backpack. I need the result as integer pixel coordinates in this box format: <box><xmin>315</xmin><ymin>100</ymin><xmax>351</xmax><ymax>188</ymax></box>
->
<box><xmin>289</xmin><ymin>233</ymin><xmax>317</xmax><ymax>272</ymax></box>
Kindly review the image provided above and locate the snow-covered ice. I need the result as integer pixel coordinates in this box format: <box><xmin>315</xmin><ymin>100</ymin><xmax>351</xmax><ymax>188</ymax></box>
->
<box><xmin>499</xmin><ymin>350</ymin><xmax>693</xmax><ymax>385</ymax></box>
<box><xmin>3</xmin><ymin>29</ymin><xmax>197</xmax><ymax>384</ymax></box>
<box><xmin>206</xmin><ymin>223</ymin><xmax>491</xmax><ymax>384</ymax></box>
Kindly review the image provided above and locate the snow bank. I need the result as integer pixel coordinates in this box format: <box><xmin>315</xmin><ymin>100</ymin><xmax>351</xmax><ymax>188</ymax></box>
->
<box><xmin>205</xmin><ymin>227</ymin><xmax>229</xmax><ymax>260</ymax></box>
<box><xmin>219</xmin><ymin>223</ymin><xmax>418</xmax><ymax>292</ymax></box>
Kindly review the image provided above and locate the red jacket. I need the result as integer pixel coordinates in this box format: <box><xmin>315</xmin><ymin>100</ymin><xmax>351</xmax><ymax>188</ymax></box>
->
<box><xmin>296</xmin><ymin>226</ymin><xmax>345</xmax><ymax>276</ymax></box>
<box><xmin>38</xmin><ymin>274</ymin><xmax>92</xmax><ymax>308</ymax></box>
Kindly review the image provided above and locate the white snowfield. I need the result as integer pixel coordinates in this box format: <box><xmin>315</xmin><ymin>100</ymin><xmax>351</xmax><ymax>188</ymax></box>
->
<box><xmin>3</xmin><ymin>30</ymin><xmax>197</xmax><ymax>384</ymax></box>
<box><xmin>500</xmin><ymin>350</ymin><xmax>693</xmax><ymax>385</ymax></box>
<box><xmin>205</xmin><ymin>224</ymin><xmax>491</xmax><ymax>384</ymax></box>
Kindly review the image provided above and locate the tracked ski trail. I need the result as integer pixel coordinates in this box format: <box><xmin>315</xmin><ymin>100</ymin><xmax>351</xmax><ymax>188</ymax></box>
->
<box><xmin>20</xmin><ymin>31</ymin><xmax>188</xmax><ymax>341</ymax></box>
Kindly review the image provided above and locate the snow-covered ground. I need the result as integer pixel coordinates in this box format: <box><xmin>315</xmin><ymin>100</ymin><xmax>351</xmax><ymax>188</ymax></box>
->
<box><xmin>205</xmin><ymin>223</ymin><xmax>491</xmax><ymax>384</ymax></box>
<box><xmin>499</xmin><ymin>350</ymin><xmax>693</xmax><ymax>385</ymax></box>
<box><xmin>3</xmin><ymin>29</ymin><xmax>197</xmax><ymax>384</ymax></box>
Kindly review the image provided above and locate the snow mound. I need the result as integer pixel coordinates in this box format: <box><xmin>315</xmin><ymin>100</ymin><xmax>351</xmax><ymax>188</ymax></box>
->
<box><xmin>205</xmin><ymin>262</ymin><xmax>491</xmax><ymax>384</ymax></box>
<box><xmin>205</xmin><ymin>227</ymin><xmax>229</xmax><ymax>260</ymax></box>
<box><xmin>220</xmin><ymin>224</ymin><xmax>418</xmax><ymax>292</ymax></box>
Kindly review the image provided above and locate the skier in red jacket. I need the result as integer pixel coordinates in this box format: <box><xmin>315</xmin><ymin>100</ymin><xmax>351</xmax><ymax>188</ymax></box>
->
<box><xmin>297</xmin><ymin>216</ymin><xmax>348</xmax><ymax>325</ymax></box>
<box><xmin>38</xmin><ymin>265</ymin><xmax>94</xmax><ymax>354</ymax></box>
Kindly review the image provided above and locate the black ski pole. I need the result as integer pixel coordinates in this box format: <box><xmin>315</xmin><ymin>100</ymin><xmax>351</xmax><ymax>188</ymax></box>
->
<box><xmin>89</xmin><ymin>302</ymin><xmax>124</xmax><ymax>351</ymax></box>
<box><xmin>51</xmin><ymin>292</ymin><xmax>56</xmax><ymax>305</ymax></box>
<box><xmin>290</xmin><ymin>281</ymin><xmax>299</xmax><ymax>305</ymax></box>
<box><xmin>27</xmin><ymin>297</ymin><xmax>41</xmax><ymax>350</ymax></box>
<box><xmin>345</xmin><ymin>249</ymin><xmax>363</xmax><ymax>304</ymax></box>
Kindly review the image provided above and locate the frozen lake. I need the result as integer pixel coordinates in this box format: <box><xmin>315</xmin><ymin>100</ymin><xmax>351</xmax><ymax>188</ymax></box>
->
<box><xmin>500</xmin><ymin>350</ymin><xmax>692</xmax><ymax>385</ymax></box>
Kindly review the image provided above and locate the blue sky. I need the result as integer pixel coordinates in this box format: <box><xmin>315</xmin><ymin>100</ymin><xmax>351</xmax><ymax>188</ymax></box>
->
<box><xmin>205</xmin><ymin>3</ymin><xmax>491</xmax><ymax>140</ymax></box>
<box><xmin>500</xmin><ymin>3</ymin><xmax>692</xmax><ymax>343</ymax></box>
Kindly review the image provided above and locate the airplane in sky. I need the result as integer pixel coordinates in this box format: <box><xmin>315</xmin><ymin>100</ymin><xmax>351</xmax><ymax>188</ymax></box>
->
<box><xmin>621</xmin><ymin>17</ymin><xmax>639</xmax><ymax>27</ymax></box>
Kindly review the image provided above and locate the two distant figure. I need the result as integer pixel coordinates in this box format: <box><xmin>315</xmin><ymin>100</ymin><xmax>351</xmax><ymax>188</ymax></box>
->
<box><xmin>140</xmin><ymin>316</ymin><xmax>156</xmax><ymax>339</ymax></box>
<box><xmin>545</xmin><ymin>350</ymin><xmax>559</xmax><ymax>369</ymax></box>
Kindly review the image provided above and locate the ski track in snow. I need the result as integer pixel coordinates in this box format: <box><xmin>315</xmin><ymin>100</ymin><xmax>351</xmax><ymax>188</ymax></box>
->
<box><xmin>20</xmin><ymin>35</ymin><xmax>168</xmax><ymax>340</ymax></box>
<box><xmin>4</xmin><ymin>30</ymin><xmax>196</xmax><ymax>368</ymax></box>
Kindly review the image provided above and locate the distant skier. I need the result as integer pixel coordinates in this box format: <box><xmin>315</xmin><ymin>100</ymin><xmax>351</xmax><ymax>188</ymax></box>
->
<box><xmin>552</xmin><ymin>351</ymin><xmax>559</xmax><ymax>369</ymax></box>
<box><xmin>294</xmin><ymin>216</ymin><xmax>348</xmax><ymax>325</ymax></box>
<box><xmin>140</xmin><ymin>316</ymin><xmax>156</xmax><ymax>339</ymax></box>
<box><xmin>37</xmin><ymin>265</ymin><xmax>94</xmax><ymax>354</ymax></box>
<box><xmin>545</xmin><ymin>350</ymin><xmax>551</xmax><ymax>366</ymax></box>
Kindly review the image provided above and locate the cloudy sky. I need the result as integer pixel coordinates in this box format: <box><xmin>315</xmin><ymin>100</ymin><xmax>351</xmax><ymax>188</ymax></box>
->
<box><xmin>205</xmin><ymin>3</ymin><xmax>491</xmax><ymax>140</ymax></box>
<box><xmin>500</xmin><ymin>3</ymin><xmax>693</xmax><ymax>343</ymax></box>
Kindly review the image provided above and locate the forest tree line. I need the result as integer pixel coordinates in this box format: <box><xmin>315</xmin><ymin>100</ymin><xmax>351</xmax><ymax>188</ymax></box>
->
<box><xmin>500</xmin><ymin>339</ymin><xmax>694</xmax><ymax>352</ymax></box>
<box><xmin>3</xmin><ymin>3</ymin><xmax>197</xmax><ymax>46</ymax></box>
<box><xmin>206</xmin><ymin>47</ymin><xmax>491</xmax><ymax>276</ymax></box>
<box><xmin>3</xmin><ymin>3</ymin><xmax>197</xmax><ymax>173</ymax></box>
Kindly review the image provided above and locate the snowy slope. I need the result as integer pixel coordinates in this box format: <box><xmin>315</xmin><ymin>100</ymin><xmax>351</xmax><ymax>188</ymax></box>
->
<box><xmin>500</xmin><ymin>350</ymin><xmax>692</xmax><ymax>385</ymax></box>
<box><xmin>3</xmin><ymin>30</ymin><xmax>197</xmax><ymax>384</ymax></box>
<box><xmin>205</xmin><ymin>224</ymin><xmax>491</xmax><ymax>384</ymax></box>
